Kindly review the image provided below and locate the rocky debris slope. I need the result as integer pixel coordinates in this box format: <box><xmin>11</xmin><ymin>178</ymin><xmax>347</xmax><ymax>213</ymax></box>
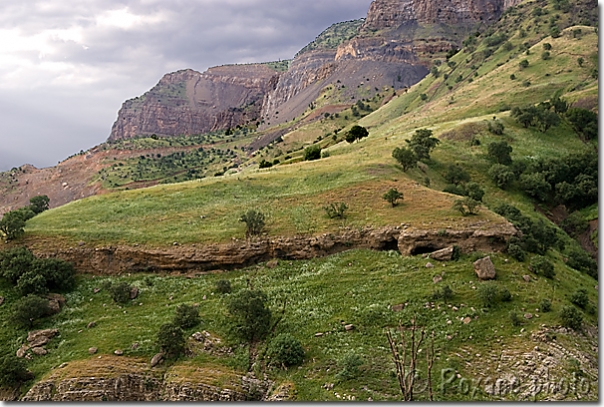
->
<box><xmin>109</xmin><ymin>66</ymin><xmax>281</xmax><ymax>141</ymax></box>
<box><xmin>34</xmin><ymin>222</ymin><xmax>517</xmax><ymax>275</ymax></box>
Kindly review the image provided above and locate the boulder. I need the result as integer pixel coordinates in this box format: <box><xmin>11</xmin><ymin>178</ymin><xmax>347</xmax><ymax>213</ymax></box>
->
<box><xmin>426</xmin><ymin>262</ymin><xmax>434</xmax><ymax>269</ymax></box>
<box><xmin>523</xmin><ymin>275</ymin><xmax>531</xmax><ymax>283</ymax></box>
<box><xmin>47</xmin><ymin>293</ymin><xmax>66</xmax><ymax>307</ymax></box>
<box><xmin>524</xmin><ymin>313</ymin><xmax>533</xmax><ymax>320</ymax></box>
<box><xmin>47</xmin><ymin>299</ymin><xmax>61</xmax><ymax>315</ymax></box>
<box><xmin>473</xmin><ymin>256</ymin><xmax>496</xmax><ymax>280</ymax></box>
<box><xmin>16</xmin><ymin>345</ymin><xmax>29</xmax><ymax>358</ymax></box>
<box><xmin>463</xmin><ymin>317</ymin><xmax>472</xmax><ymax>325</ymax></box>
<box><xmin>429</xmin><ymin>246</ymin><xmax>455</xmax><ymax>261</ymax></box>
<box><xmin>130</xmin><ymin>286</ymin><xmax>139</xmax><ymax>300</ymax></box>
<box><xmin>29</xmin><ymin>336</ymin><xmax>50</xmax><ymax>348</ymax></box>
<box><xmin>344</xmin><ymin>324</ymin><xmax>355</xmax><ymax>331</ymax></box>
<box><xmin>31</xmin><ymin>347</ymin><xmax>48</xmax><ymax>356</ymax></box>
<box><xmin>88</xmin><ymin>347</ymin><xmax>98</xmax><ymax>355</ymax></box>
<box><xmin>151</xmin><ymin>353</ymin><xmax>164</xmax><ymax>368</ymax></box>
<box><xmin>114</xmin><ymin>350</ymin><xmax>124</xmax><ymax>356</ymax></box>
<box><xmin>27</xmin><ymin>329</ymin><xmax>59</xmax><ymax>343</ymax></box>
<box><xmin>432</xmin><ymin>275</ymin><xmax>443</xmax><ymax>284</ymax></box>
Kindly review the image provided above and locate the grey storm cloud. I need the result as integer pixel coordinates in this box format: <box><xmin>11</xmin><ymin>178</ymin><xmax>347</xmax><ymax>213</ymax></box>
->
<box><xmin>0</xmin><ymin>0</ymin><xmax>373</xmax><ymax>171</ymax></box>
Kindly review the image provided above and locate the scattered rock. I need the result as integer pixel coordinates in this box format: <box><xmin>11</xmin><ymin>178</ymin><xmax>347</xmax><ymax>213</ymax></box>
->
<box><xmin>31</xmin><ymin>347</ymin><xmax>48</xmax><ymax>356</ymax></box>
<box><xmin>29</xmin><ymin>336</ymin><xmax>49</xmax><ymax>348</ymax></box>
<box><xmin>463</xmin><ymin>317</ymin><xmax>472</xmax><ymax>324</ymax></box>
<box><xmin>452</xmin><ymin>306</ymin><xmax>459</xmax><ymax>311</ymax></box>
<box><xmin>58</xmin><ymin>363</ymin><xmax>68</xmax><ymax>369</ymax></box>
<box><xmin>391</xmin><ymin>303</ymin><xmax>405</xmax><ymax>312</ymax></box>
<box><xmin>150</xmin><ymin>353</ymin><xmax>164</xmax><ymax>368</ymax></box>
<box><xmin>192</xmin><ymin>332</ymin><xmax>205</xmax><ymax>342</ymax></box>
<box><xmin>202</xmin><ymin>295</ymin><xmax>207</xmax><ymax>300</ymax></box>
<box><xmin>524</xmin><ymin>313</ymin><xmax>533</xmax><ymax>320</ymax></box>
<box><xmin>266</xmin><ymin>259</ymin><xmax>279</xmax><ymax>269</ymax></box>
<box><xmin>27</xmin><ymin>329</ymin><xmax>59</xmax><ymax>343</ymax></box>
<box><xmin>93</xmin><ymin>288</ymin><xmax>101</xmax><ymax>294</ymax></box>
<box><xmin>432</xmin><ymin>275</ymin><xmax>443</xmax><ymax>284</ymax></box>
<box><xmin>426</xmin><ymin>262</ymin><xmax>434</xmax><ymax>269</ymax></box>
<box><xmin>47</xmin><ymin>299</ymin><xmax>62</xmax><ymax>315</ymax></box>
<box><xmin>130</xmin><ymin>286</ymin><xmax>139</xmax><ymax>300</ymax></box>
<box><xmin>88</xmin><ymin>347</ymin><xmax>98</xmax><ymax>355</ymax></box>
<box><xmin>132</xmin><ymin>342</ymin><xmax>140</xmax><ymax>350</ymax></box>
<box><xmin>87</xmin><ymin>321</ymin><xmax>96</xmax><ymax>329</ymax></box>
<box><xmin>344</xmin><ymin>324</ymin><xmax>355</xmax><ymax>331</ymax></box>
<box><xmin>428</xmin><ymin>246</ymin><xmax>455</xmax><ymax>261</ymax></box>
<box><xmin>16</xmin><ymin>345</ymin><xmax>29</xmax><ymax>358</ymax></box>
<box><xmin>314</xmin><ymin>333</ymin><xmax>324</xmax><ymax>337</ymax></box>
<box><xmin>523</xmin><ymin>275</ymin><xmax>531</xmax><ymax>283</ymax></box>
<box><xmin>473</xmin><ymin>256</ymin><xmax>496</xmax><ymax>280</ymax></box>
<box><xmin>47</xmin><ymin>293</ymin><xmax>66</xmax><ymax>307</ymax></box>
<box><xmin>114</xmin><ymin>350</ymin><xmax>124</xmax><ymax>356</ymax></box>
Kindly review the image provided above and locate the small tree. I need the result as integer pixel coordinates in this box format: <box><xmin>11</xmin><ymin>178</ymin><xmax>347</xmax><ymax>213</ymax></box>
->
<box><xmin>478</xmin><ymin>283</ymin><xmax>499</xmax><ymax>308</ymax></box>
<box><xmin>240</xmin><ymin>210</ymin><xmax>266</xmax><ymax>238</ymax></box>
<box><xmin>345</xmin><ymin>125</ymin><xmax>369</xmax><ymax>144</ymax></box>
<box><xmin>0</xmin><ymin>247</ymin><xmax>35</xmax><ymax>284</ymax></box>
<box><xmin>489</xmin><ymin>164</ymin><xmax>515</xmax><ymax>189</ymax></box>
<box><xmin>406</xmin><ymin>129</ymin><xmax>440</xmax><ymax>161</ymax></box>
<box><xmin>0</xmin><ymin>210</ymin><xmax>29</xmax><ymax>241</ymax></box>
<box><xmin>267</xmin><ymin>333</ymin><xmax>305</xmax><ymax>368</ymax></box>
<box><xmin>540</xmin><ymin>298</ymin><xmax>552</xmax><ymax>312</ymax></box>
<box><xmin>530</xmin><ymin>256</ymin><xmax>555</xmax><ymax>279</ymax></box>
<box><xmin>519</xmin><ymin>59</ymin><xmax>529</xmax><ymax>69</ymax></box>
<box><xmin>228</xmin><ymin>290</ymin><xmax>272</xmax><ymax>343</ymax></box>
<box><xmin>173</xmin><ymin>304</ymin><xmax>201</xmax><ymax>329</ymax></box>
<box><xmin>487</xmin><ymin>119</ymin><xmax>505</xmax><ymax>135</ymax></box>
<box><xmin>465</xmin><ymin>182</ymin><xmax>485</xmax><ymax>202</ymax></box>
<box><xmin>392</xmin><ymin>147</ymin><xmax>418</xmax><ymax>171</ymax></box>
<box><xmin>109</xmin><ymin>282</ymin><xmax>132</xmax><ymax>304</ymax></box>
<box><xmin>157</xmin><ymin>323</ymin><xmax>185</xmax><ymax>357</ymax></box>
<box><xmin>335</xmin><ymin>351</ymin><xmax>364</xmax><ymax>382</ymax></box>
<box><xmin>488</xmin><ymin>141</ymin><xmax>513</xmax><ymax>165</ymax></box>
<box><xmin>11</xmin><ymin>294</ymin><xmax>50</xmax><ymax>329</ymax></box>
<box><xmin>444</xmin><ymin>164</ymin><xmax>471</xmax><ymax>185</ymax></box>
<box><xmin>570</xmin><ymin>289</ymin><xmax>589</xmax><ymax>309</ymax></box>
<box><xmin>303</xmin><ymin>145</ymin><xmax>322</xmax><ymax>161</ymax></box>
<box><xmin>215</xmin><ymin>280</ymin><xmax>232</xmax><ymax>294</ymax></box>
<box><xmin>453</xmin><ymin>197</ymin><xmax>480</xmax><ymax>216</ymax></box>
<box><xmin>383</xmin><ymin>188</ymin><xmax>403</xmax><ymax>207</ymax></box>
<box><xmin>29</xmin><ymin>195</ymin><xmax>50</xmax><ymax>215</ymax></box>
<box><xmin>560</xmin><ymin>305</ymin><xmax>583</xmax><ymax>331</ymax></box>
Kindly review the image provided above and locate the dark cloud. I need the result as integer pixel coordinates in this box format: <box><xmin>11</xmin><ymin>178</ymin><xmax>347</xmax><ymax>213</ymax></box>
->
<box><xmin>0</xmin><ymin>0</ymin><xmax>374</xmax><ymax>171</ymax></box>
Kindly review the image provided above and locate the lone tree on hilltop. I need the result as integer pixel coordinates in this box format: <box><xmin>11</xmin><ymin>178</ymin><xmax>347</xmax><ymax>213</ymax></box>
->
<box><xmin>392</xmin><ymin>147</ymin><xmax>417</xmax><ymax>172</ymax></box>
<box><xmin>406</xmin><ymin>129</ymin><xmax>440</xmax><ymax>161</ymax></box>
<box><xmin>345</xmin><ymin>125</ymin><xmax>369</xmax><ymax>143</ymax></box>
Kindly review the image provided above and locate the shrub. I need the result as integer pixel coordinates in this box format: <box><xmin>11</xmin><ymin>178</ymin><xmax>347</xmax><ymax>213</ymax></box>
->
<box><xmin>157</xmin><ymin>323</ymin><xmax>185</xmax><ymax>357</ymax></box>
<box><xmin>16</xmin><ymin>271</ymin><xmax>48</xmax><ymax>296</ymax></box>
<box><xmin>31</xmin><ymin>258</ymin><xmax>76</xmax><ymax>292</ymax></box>
<box><xmin>519</xmin><ymin>59</ymin><xmax>529</xmax><ymax>69</ymax></box>
<box><xmin>443</xmin><ymin>184</ymin><xmax>466</xmax><ymax>197</ymax></box>
<box><xmin>507</xmin><ymin>242</ymin><xmax>525</xmax><ymax>262</ymax></box>
<box><xmin>444</xmin><ymin>164</ymin><xmax>471</xmax><ymax>185</ymax></box>
<box><xmin>541</xmin><ymin>51</ymin><xmax>551</xmax><ymax>60</ymax></box>
<box><xmin>560</xmin><ymin>305</ymin><xmax>582</xmax><ymax>330</ymax></box>
<box><xmin>0</xmin><ymin>354</ymin><xmax>32</xmax><ymax>387</ymax></box>
<box><xmin>561</xmin><ymin>212</ymin><xmax>588</xmax><ymax>237</ymax></box>
<box><xmin>570</xmin><ymin>289</ymin><xmax>589</xmax><ymax>309</ymax></box>
<box><xmin>465</xmin><ymin>182</ymin><xmax>485</xmax><ymax>202</ymax></box>
<box><xmin>11</xmin><ymin>294</ymin><xmax>50</xmax><ymax>328</ymax></box>
<box><xmin>0</xmin><ymin>210</ymin><xmax>29</xmax><ymax>241</ymax></box>
<box><xmin>109</xmin><ymin>282</ymin><xmax>132</xmax><ymax>304</ymax></box>
<box><xmin>432</xmin><ymin>285</ymin><xmax>454</xmax><ymax>303</ymax></box>
<box><xmin>478</xmin><ymin>283</ymin><xmax>499</xmax><ymax>308</ymax></box>
<box><xmin>567</xmin><ymin>249</ymin><xmax>598</xmax><ymax>279</ymax></box>
<box><xmin>215</xmin><ymin>280</ymin><xmax>232</xmax><ymax>294</ymax></box>
<box><xmin>335</xmin><ymin>351</ymin><xmax>363</xmax><ymax>382</ymax></box>
<box><xmin>542</xmin><ymin>43</ymin><xmax>552</xmax><ymax>50</ymax></box>
<box><xmin>0</xmin><ymin>247</ymin><xmax>35</xmax><ymax>284</ymax></box>
<box><xmin>239</xmin><ymin>209</ymin><xmax>266</xmax><ymax>238</ymax></box>
<box><xmin>173</xmin><ymin>304</ymin><xmax>201</xmax><ymax>329</ymax></box>
<box><xmin>453</xmin><ymin>197</ymin><xmax>480</xmax><ymax>216</ymax></box>
<box><xmin>228</xmin><ymin>290</ymin><xmax>272</xmax><ymax>342</ymax></box>
<box><xmin>345</xmin><ymin>125</ymin><xmax>369</xmax><ymax>144</ymax></box>
<box><xmin>259</xmin><ymin>159</ymin><xmax>273</xmax><ymax>169</ymax></box>
<box><xmin>509</xmin><ymin>311</ymin><xmax>521</xmax><ymax>326</ymax></box>
<box><xmin>488</xmin><ymin>141</ymin><xmax>513</xmax><ymax>165</ymax></box>
<box><xmin>303</xmin><ymin>145</ymin><xmax>322</xmax><ymax>161</ymax></box>
<box><xmin>323</xmin><ymin>202</ymin><xmax>348</xmax><ymax>219</ymax></box>
<box><xmin>499</xmin><ymin>287</ymin><xmax>512</xmax><ymax>302</ymax></box>
<box><xmin>530</xmin><ymin>256</ymin><xmax>555</xmax><ymax>279</ymax></box>
<box><xmin>487</xmin><ymin>119</ymin><xmax>505</xmax><ymax>135</ymax></box>
<box><xmin>382</xmin><ymin>188</ymin><xmax>403</xmax><ymax>207</ymax></box>
<box><xmin>267</xmin><ymin>333</ymin><xmax>305</xmax><ymax>368</ymax></box>
<box><xmin>540</xmin><ymin>298</ymin><xmax>552</xmax><ymax>313</ymax></box>
<box><xmin>489</xmin><ymin>164</ymin><xmax>515</xmax><ymax>189</ymax></box>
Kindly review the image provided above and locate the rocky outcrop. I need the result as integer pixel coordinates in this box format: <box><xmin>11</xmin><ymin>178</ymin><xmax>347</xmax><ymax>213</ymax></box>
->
<box><xmin>109</xmin><ymin>66</ymin><xmax>281</xmax><ymax>141</ymax></box>
<box><xmin>473</xmin><ymin>256</ymin><xmax>497</xmax><ymax>280</ymax></box>
<box><xmin>33</xmin><ymin>223</ymin><xmax>517</xmax><ymax>275</ymax></box>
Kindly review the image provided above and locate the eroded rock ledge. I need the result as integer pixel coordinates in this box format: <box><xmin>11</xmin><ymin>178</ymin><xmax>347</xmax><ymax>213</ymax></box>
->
<box><xmin>34</xmin><ymin>222</ymin><xmax>517</xmax><ymax>275</ymax></box>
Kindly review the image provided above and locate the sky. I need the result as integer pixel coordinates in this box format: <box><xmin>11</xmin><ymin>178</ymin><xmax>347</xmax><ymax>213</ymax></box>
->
<box><xmin>0</xmin><ymin>0</ymin><xmax>374</xmax><ymax>171</ymax></box>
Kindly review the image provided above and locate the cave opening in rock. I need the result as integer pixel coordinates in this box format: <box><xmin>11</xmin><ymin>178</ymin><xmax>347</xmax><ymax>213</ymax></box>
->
<box><xmin>410</xmin><ymin>245</ymin><xmax>440</xmax><ymax>256</ymax></box>
<box><xmin>379</xmin><ymin>239</ymin><xmax>400</xmax><ymax>252</ymax></box>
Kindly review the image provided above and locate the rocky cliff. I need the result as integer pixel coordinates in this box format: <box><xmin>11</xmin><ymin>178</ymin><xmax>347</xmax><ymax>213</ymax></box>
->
<box><xmin>108</xmin><ymin>65</ymin><xmax>280</xmax><ymax>141</ymax></box>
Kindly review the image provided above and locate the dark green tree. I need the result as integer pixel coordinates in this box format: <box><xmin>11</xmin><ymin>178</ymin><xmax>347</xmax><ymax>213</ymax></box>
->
<box><xmin>29</xmin><ymin>195</ymin><xmax>50</xmax><ymax>215</ymax></box>
<box><xmin>406</xmin><ymin>129</ymin><xmax>440</xmax><ymax>161</ymax></box>
<box><xmin>345</xmin><ymin>125</ymin><xmax>369</xmax><ymax>144</ymax></box>
<box><xmin>109</xmin><ymin>282</ymin><xmax>132</xmax><ymax>304</ymax></box>
<box><xmin>0</xmin><ymin>247</ymin><xmax>35</xmax><ymax>284</ymax></box>
<box><xmin>383</xmin><ymin>188</ymin><xmax>403</xmax><ymax>207</ymax></box>
<box><xmin>303</xmin><ymin>145</ymin><xmax>322</xmax><ymax>161</ymax></box>
<box><xmin>157</xmin><ymin>323</ymin><xmax>186</xmax><ymax>357</ymax></box>
<box><xmin>560</xmin><ymin>305</ymin><xmax>582</xmax><ymax>330</ymax></box>
<box><xmin>267</xmin><ymin>333</ymin><xmax>305</xmax><ymax>368</ymax></box>
<box><xmin>173</xmin><ymin>304</ymin><xmax>201</xmax><ymax>329</ymax></box>
<box><xmin>239</xmin><ymin>210</ymin><xmax>266</xmax><ymax>238</ymax></box>
<box><xmin>465</xmin><ymin>182</ymin><xmax>485</xmax><ymax>202</ymax></box>
<box><xmin>11</xmin><ymin>294</ymin><xmax>50</xmax><ymax>329</ymax></box>
<box><xmin>488</xmin><ymin>164</ymin><xmax>516</xmax><ymax>189</ymax></box>
<box><xmin>453</xmin><ymin>197</ymin><xmax>480</xmax><ymax>216</ymax></box>
<box><xmin>0</xmin><ymin>210</ymin><xmax>30</xmax><ymax>241</ymax></box>
<box><xmin>228</xmin><ymin>290</ymin><xmax>272</xmax><ymax>342</ymax></box>
<box><xmin>487</xmin><ymin>141</ymin><xmax>513</xmax><ymax>165</ymax></box>
<box><xmin>392</xmin><ymin>147</ymin><xmax>417</xmax><ymax>171</ymax></box>
<box><xmin>0</xmin><ymin>354</ymin><xmax>32</xmax><ymax>387</ymax></box>
<box><xmin>566</xmin><ymin>108</ymin><xmax>598</xmax><ymax>140</ymax></box>
<box><xmin>444</xmin><ymin>164</ymin><xmax>471</xmax><ymax>185</ymax></box>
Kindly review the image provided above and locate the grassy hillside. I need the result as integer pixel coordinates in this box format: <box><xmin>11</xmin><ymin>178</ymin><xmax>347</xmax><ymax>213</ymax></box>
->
<box><xmin>0</xmin><ymin>0</ymin><xmax>599</xmax><ymax>401</ymax></box>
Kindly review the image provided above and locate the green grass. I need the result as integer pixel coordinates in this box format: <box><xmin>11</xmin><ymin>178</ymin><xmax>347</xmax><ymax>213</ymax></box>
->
<box><xmin>1</xmin><ymin>249</ymin><xmax>597</xmax><ymax>400</ymax></box>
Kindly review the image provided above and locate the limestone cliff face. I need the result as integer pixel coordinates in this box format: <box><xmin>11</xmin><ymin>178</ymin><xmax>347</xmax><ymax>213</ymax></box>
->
<box><xmin>109</xmin><ymin>66</ymin><xmax>280</xmax><ymax>141</ymax></box>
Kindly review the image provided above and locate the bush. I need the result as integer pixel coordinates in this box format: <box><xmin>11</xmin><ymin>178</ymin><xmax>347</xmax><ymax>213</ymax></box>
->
<box><xmin>303</xmin><ymin>145</ymin><xmax>322</xmax><ymax>161</ymax></box>
<box><xmin>267</xmin><ymin>333</ymin><xmax>305</xmax><ymax>368</ymax></box>
<box><xmin>31</xmin><ymin>258</ymin><xmax>76</xmax><ymax>293</ymax></box>
<box><xmin>239</xmin><ymin>210</ymin><xmax>266</xmax><ymax>238</ymax></box>
<box><xmin>16</xmin><ymin>271</ymin><xmax>48</xmax><ymax>296</ymax></box>
<box><xmin>392</xmin><ymin>147</ymin><xmax>417</xmax><ymax>171</ymax></box>
<box><xmin>323</xmin><ymin>202</ymin><xmax>348</xmax><ymax>219</ymax></box>
<box><xmin>432</xmin><ymin>285</ymin><xmax>454</xmax><ymax>303</ymax></box>
<box><xmin>382</xmin><ymin>188</ymin><xmax>403</xmax><ymax>207</ymax></box>
<box><xmin>560</xmin><ymin>305</ymin><xmax>583</xmax><ymax>331</ymax></box>
<box><xmin>465</xmin><ymin>182</ymin><xmax>485</xmax><ymax>202</ymax></box>
<box><xmin>478</xmin><ymin>283</ymin><xmax>499</xmax><ymax>308</ymax></box>
<box><xmin>541</xmin><ymin>51</ymin><xmax>551</xmax><ymax>60</ymax></box>
<box><xmin>487</xmin><ymin>119</ymin><xmax>505</xmax><ymax>135</ymax></box>
<box><xmin>444</xmin><ymin>164</ymin><xmax>471</xmax><ymax>185</ymax></box>
<box><xmin>567</xmin><ymin>249</ymin><xmax>598</xmax><ymax>279</ymax></box>
<box><xmin>487</xmin><ymin>141</ymin><xmax>513</xmax><ymax>165</ymax></box>
<box><xmin>489</xmin><ymin>164</ymin><xmax>515</xmax><ymax>189</ymax></box>
<box><xmin>259</xmin><ymin>159</ymin><xmax>273</xmax><ymax>169</ymax></box>
<box><xmin>0</xmin><ymin>354</ymin><xmax>32</xmax><ymax>387</ymax></box>
<box><xmin>453</xmin><ymin>197</ymin><xmax>480</xmax><ymax>216</ymax></box>
<box><xmin>507</xmin><ymin>242</ymin><xmax>526</xmax><ymax>262</ymax></box>
<box><xmin>109</xmin><ymin>282</ymin><xmax>132</xmax><ymax>304</ymax></box>
<box><xmin>443</xmin><ymin>184</ymin><xmax>466</xmax><ymax>197</ymax></box>
<box><xmin>570</xmin><ymin>289</ymin><xmax>589</xmax><ymax>309</ymax></box>
<box><xmin>215</xmin><ymin>280</ymin><xmax>232</xmax><ymax>294</ymax></box>
<box><xmin>530</xmin><ymin>256</ymin><xmax>555</xmax><ymax>279</ymax></box>
<box><xmin>509</xmin><ymin>311</ymin><xmax>521</xmax><ymax>326</ymax></box>
<box><xmin>540</xmin><ymin>298</ymin><xmax>552</xmax><ymax>313</ymax></box>
<box><xmin>0</xmin><ymin>210</ymin><xmax>30</xmax><ymax>241</ymax></box>
<box><xmin>11</xmin><ymin>294</ymin><xmax>50</xmax><ymax>328</ymax></box>
<box><xmin>499</xmin><ymin>287</ymin><xmax>512</xmax><ymax>302</ymax></box>
<box><xmin>228</xmin><ymin>290</ymin><xmax>272</xmax><ymax>342</ymax></box>
<box><xmin>157</xmin><ymin>323</ymin><xmax>185</xmax><ymax>357</ymax></box>
<box><xmin>0</xmin><ymin>247</ymin><xmax>35</xmax><ymax>284</ymax></box>
<box><xmin>173</xmin><ymin>304</ymin><xmax>201</xmax><ymax>329</ymax></box>
<box><xmin>335</xmin><ymin>351</ymin><xmax>363</xmax><ymax>382</ymax></box>
<box><xmin>561</xmin><ymin>212</ymin><xmax>588</xmax><ymax>237</ymax></box>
